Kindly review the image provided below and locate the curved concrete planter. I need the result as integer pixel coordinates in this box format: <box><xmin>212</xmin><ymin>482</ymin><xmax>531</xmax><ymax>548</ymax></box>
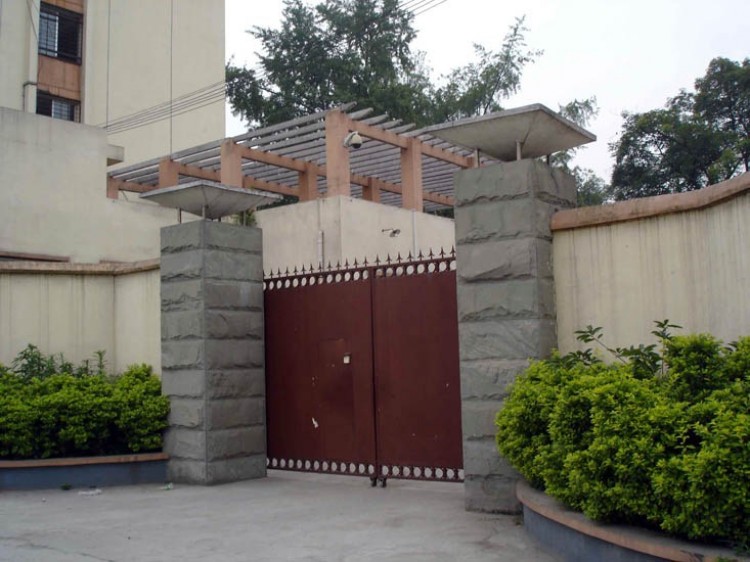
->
<box><xmin>517</xmin><ymin>481</ymin><xmax>747</xmax><ymax>562</ymax></box>
<box><xmin>0</xmin><ymin>453</ymin><xmax>168</xmax><ymax>490</ymax></box>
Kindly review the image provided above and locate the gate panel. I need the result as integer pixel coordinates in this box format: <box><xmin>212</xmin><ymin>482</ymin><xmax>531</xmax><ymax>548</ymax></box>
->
<box><xmin>265</xmin><ymin>274</ymin><xmax>376</xmax><ymax>473</ymax></box>
<box><xmin>264</xmin><ymin>255</ymin><xmax>462</xmax><ymax>482</ymax></box>
<box><xmin>372</xmin><ymin>264</ymin><xmax>463</xmax><ymax>481</ymax></box>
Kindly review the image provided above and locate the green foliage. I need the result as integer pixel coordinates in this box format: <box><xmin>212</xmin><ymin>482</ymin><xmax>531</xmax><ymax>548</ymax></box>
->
<box><xmin>111</xmin><ymin>365</ymin><xmax>170</xmax><ymax>453</ymax></box>
<box><xmin>10</xmin><ymin>344</ymin><xmax>107</xmax><ymax>381</ymax></box>
<box><xmin>226</xmin><ymin>2</ymin><xmax>610</xmax><ymax>201</ymax></box>
<box><xmin>610</xmin><ymin>57</ymin><xmax>750</xmax><ymax>200</ymax></box>
<box><xmin>0</xmin><ymin>347</ymin><xmax>169</xmax><ymax>460</ymax></box>
<box><xmin>496</xmin><ymin>324</ymin><xmax>750</xmax><ymax>544</ymax></box>
<box><xmin>226</xmin><ymin>2</ymin><xmax>542</xmax><ymax>128</ymax></box>
<box><xmin>552</xmin><ymin>98</ymin><xmax>611</xmax><ymax>207</ymax></box>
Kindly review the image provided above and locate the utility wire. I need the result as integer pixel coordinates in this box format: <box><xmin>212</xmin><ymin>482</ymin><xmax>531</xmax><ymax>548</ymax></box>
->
<box><xmin>25</xmin><ymin>0</ymin><xmax>38</xmax><ymax>41</ymax></box>
<box><xmin>414</xmin><ymin>0</ymin><xmax>447</xmax><ymax>16</ymax></box>
<box><xmin>105</xmin><ymin>0</ymin><xmax>450</xmax><ymax>135</ymax></box>
<box><xmin>103</xmin><ymin>82</ymin><xmax>226</xmax><ymax>134</ymax></box>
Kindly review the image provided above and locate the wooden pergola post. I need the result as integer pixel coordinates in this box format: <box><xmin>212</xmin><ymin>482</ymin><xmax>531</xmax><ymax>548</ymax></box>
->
<box><xmin>298</xmin><ymin>162</ymin><xmax>318</xmax><ymax>201</ymax></box>
<box><xmin>362</xmin><ymin>177</ymin><xmax>381</xmax><ymax>203</ymax></box>
<box><xmin>158</xmin><ymin>158</ymin><xmax>180</xmax><ymax>188</ymax></box>
<box><xmin>324</xmin><ymin>110</ymin><xmax>351</xmax><ymax>197</ymax></box>
<box><xmin>220</xmin><ymin>140</ymin><xmax>243</xmax><ymax>187</ymax></box>
<box><xmin>401</xmin><ymin>138</ymin><xmax>423</xmax><ymax>211</ymax></box>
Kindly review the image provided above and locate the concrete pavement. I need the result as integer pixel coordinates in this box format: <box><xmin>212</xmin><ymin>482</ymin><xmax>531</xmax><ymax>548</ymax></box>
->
<box><xmin>0</xmin><ymin>470</ymin><xmax>558</xmax><ymax>561</ymax></box>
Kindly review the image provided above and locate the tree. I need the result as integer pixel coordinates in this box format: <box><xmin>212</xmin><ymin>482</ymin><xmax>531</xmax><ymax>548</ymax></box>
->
<box><xmin>226</xmin><ymin>0</ymin><xmax>542</xmax><ymax>128</ymax></box>
<box><xmin>610</xmin><ymin>57</ymin><xmax>750</xmax><ymax>201</ymax></box>
<box><xmin>226</xmin><ymin>1</ymin><xmax>608</xmax><ymax>206</ymax></box>
<box><xmin>554</xmin><ymin>98</ymin><xmax>610</xmax><ymax>206</ymax></box>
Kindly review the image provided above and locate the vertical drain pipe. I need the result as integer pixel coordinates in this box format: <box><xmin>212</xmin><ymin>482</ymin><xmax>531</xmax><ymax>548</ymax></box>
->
<box><xmin>317</xmin><ymin>230</ymin><xmax>325</xmax><ymax>267</ymax></box>
<box><xmin>411</xmin><ymin>210</ymin><xmax>418</xmax><ymax>257</ymax></box>
<box><xmin>316</xmin><ymin>199</ymin><xmax>325</xmax><ymax>267</ymax></box>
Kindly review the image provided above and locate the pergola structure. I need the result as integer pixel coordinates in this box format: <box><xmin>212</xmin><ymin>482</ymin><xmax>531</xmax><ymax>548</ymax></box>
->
<box><xmin>107</xmin><ymin>103</ymin><xmax>487</xmax><ymax>213</ymax></box>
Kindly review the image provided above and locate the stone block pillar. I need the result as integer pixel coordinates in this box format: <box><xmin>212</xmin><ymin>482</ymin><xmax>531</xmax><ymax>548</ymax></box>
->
<box><xmin>454</xmin><ymin>159</ymin><xmax>575</xmax><ymax>512</ymax></box>
<box><xmin>160</xmin><ymin>221</ymin><xmax>266</xmax><ymax>484</ymax></box>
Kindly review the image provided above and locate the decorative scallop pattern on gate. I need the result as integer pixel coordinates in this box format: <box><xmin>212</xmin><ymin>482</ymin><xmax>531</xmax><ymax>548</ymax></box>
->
<box><xmin>264</xmin><ymin>248</ymin><xmax>456</xmax><ymax>291</ymax></box>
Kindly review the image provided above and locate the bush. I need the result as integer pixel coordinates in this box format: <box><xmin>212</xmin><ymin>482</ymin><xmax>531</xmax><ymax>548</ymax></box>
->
<box><xmin>496</xmin><ymin>324</ymin><xmax>750</xmax><ymax>545</ymax></box>
<box><xmin>0</xmin><ymin>346</ymin><xmax>169</xmax><ymax>459</ymax></box>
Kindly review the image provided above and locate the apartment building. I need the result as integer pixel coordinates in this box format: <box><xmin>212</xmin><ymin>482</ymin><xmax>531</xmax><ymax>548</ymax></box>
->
<box><xmin>0</xmin><ymin>0</ymin><xmax>225</xmax><ymax>262</ymax></box>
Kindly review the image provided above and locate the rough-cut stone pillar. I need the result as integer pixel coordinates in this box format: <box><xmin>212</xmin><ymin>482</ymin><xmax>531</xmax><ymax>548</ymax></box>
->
<box><xmin>455</xmin><ymin>159</ymin><xmax>575</xmax><ymax>512</ymax></box>
<box><xmin>160</xmin><ymin>221</ymin><xmax>266</xmax><ymax>484</ymax></box>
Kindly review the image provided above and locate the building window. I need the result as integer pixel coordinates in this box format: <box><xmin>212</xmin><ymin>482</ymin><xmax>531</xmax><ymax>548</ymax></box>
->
<box><xmin>37</xmin><ymin>91</ymin><xmax>80</xmax><ymax>122</ymax></box>
<box><xmin>38</xmin><ymin>2</ymin><xmax>83</xmax><ymax>64</ymax></box>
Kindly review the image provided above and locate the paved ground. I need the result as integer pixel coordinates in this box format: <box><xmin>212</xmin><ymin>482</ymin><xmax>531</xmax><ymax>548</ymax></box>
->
<box><xmin>0</xmin><ymin>471</ymin><xmax>558</xmax><ymax>561</ymax></box>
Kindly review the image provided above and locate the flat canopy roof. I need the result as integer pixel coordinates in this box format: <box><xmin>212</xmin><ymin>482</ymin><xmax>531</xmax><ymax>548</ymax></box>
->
<box><xmin>140</xmin><ymin>180</ymin><xmax>281</xmax><ymax>219</ymax></box>
<box><xmin>422</xmin><ymin>103</ymin><xmax>596</xmax><ymax>160</ymax></box>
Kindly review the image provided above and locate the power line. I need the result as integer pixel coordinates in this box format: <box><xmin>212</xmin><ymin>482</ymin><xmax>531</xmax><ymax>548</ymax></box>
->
<box><xmin>25</xmin><ymin>0</ymin><xmax>38</xmax><ymax>41</ymax></box>
<box><xmin>414</xmin><ymin>0</ymin><xmax>447</xmax><ymax>16</ymax></box>
<box><xmin>103</xmin><ymin>82</ymin><xmax>227</xmax><ymax>134</ymax></box>
<box><xmin>105</xmin><ymin>89</ymin><xmax>227</xmax><ymax>135</ymax></box>
<box><xmin>107</xmin><ymin>0</ymin><xmax>451</xmax><ymax>135</ymax></box>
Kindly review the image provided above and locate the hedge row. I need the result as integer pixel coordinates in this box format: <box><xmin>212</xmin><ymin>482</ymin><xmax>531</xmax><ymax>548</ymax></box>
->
<box><xmin>0</xmin><ymin>346</ymin><xmax>169</xmax><ymax>459</ymax></box>
<box><xmin>496</xmin><ymin>329</ymin><xmax>750</xmax><ymax>545</ymax></box>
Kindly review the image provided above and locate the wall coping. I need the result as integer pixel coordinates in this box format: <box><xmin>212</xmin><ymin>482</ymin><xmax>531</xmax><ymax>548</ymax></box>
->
<box><xmin>0</xmin><ymin>258</ymin><xmax>160</xmax><ymax>276</ymax></box>
<box><xmin>517</xmin><ymin>480</ymin><xmax>748</xmax><ymax>562</ymax></box>
<box><xmin>0</xmin><ymin>452</ymin><xmax>168</xmax><ymax>469</ymax></box>
<box><xmin>551</xmin><ymin>172</ymin><xmax>750</xmax><ymax>231</ymax></box>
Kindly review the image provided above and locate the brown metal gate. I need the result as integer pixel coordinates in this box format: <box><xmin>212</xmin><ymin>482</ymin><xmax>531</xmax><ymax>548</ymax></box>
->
<box><xmin>264</xmin><ymin>252</ymin><xmax>463</xmax><ymax>484</ymax></box>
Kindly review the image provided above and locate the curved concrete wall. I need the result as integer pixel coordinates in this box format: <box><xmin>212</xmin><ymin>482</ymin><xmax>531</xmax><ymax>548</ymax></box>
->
<box><xmin>553</xmin><ymin>174</ymin><xmax>750</xmax><ymax>354</ymax></box>
<box><xmin>0</xmin><ymin>263</ymin><xmax>160</xmax><ymax>374</ymax></box>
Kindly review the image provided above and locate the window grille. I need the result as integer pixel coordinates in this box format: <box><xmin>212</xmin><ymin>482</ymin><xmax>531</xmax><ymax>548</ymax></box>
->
<box><xmin>36</xmin><ymin>91</ymin><xmax>81</xmax><ymax>122</ymax></box>
<box><xmin>38</xmin><ymin>2</ymin><xmax>83</xmax><ymax>64</ymax></box>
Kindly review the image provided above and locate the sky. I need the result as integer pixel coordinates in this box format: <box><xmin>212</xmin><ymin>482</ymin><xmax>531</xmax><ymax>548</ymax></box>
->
<box><xmin>224</xmin><ymin>0</ymin><xmax>750</xmax><ymax>182</ymax></box>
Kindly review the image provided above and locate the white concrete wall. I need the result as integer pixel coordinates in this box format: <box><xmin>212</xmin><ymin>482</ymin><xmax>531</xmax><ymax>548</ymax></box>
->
<box><xmin>554</xmin><ymin>191</ymin><xmax>750</xmax><ymax>353</ymax></box>
<box><xmin>114</xmin><ymin>269</ymin><xmax>160</xmax><ymax>373</ymax></box>
<box><xmin>0</xmin><ymin>0</ymin><xmax>225</xmax><ymax>165</ymax></box>
<box><xmin>255</xmin><ymin>196</ymin><xmax>456</xmax><ymax>273</ymax></box>
<box><xmin>0</xmin><ymin>268</ymin><xmax>160</xmax><ymax>374</ymax></box>
<box><xmin>0</xmin><ymin>108</ymin><xmax>180</xmax><ymax>262</ymax></box>
<box><xmin>84</xmin><ymin>0</ymin><xmax>225</xmax><ymax>165</ymax></box>
<box><xmin>0</xmin><ymin>0</ymin><xmax>225</xmax><ymax>263</ymax></box>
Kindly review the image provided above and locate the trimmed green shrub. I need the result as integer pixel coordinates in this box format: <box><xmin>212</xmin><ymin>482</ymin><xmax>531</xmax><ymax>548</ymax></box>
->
<box><xmin>0</xmin><ymin>347</ymin><xmax>169</xmax><ymax>460</ymax></box>
<box><xmin>111</xmin><ymin>364</ymin><xmax>170</xmax><ymax>453</ymax></box>
<box><xmin>496</xmin><ymin>324</ymin><xmax>750</xmax><ymax>545</ymax></box>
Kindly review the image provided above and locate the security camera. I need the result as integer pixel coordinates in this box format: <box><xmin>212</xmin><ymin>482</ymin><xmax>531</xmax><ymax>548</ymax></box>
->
<box><xmin>343</xmin><ymin>131</ymin><xmax>363</xmax><ymax>149</ymax></box>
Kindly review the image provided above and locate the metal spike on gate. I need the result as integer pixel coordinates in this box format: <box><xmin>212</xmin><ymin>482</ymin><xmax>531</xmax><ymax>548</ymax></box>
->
<box><xmin>396</xmin><ymin>252</ymin><xmax>402</xmax><ymax>263</ymax></box>
<box><xmin>335</xmin><ymin>260</ymin><xmax>341</xmax><ymax>270</ymax></box>
<box><xmin>439</xmin><ymin>247</ymin><xmax>445</xmax><ymax>258</ymax></box>
<box><xmin>344</xmin><ymin>258</ymin><xmax>349</xmax><ymax>269</ymax></box>
<box><xmin>418</xmin><ymin>250</ymin><xmax>424</xmax><ymax>260</ymax></box>
<box><xmin>285</xmin><ymin>267</ymin><xmax>290</xmax><ymax>276</ymax></box>
<box><xmin>293</xmin><ymin>266</ymin><xmax>298</xmax><ymax>275</ymax></box>
<box><xmin>407</xmin><ymin>251</ymin><xmax>413</xmax><ymax>261</ymax></box>
<box><xmin>327</xmin><ymin>261</ymin><xmax>333</xmax><ymax>271</ymax></box>
<box><xmin>374</xmin><ymin>255</ymin><xmax>380</xmax><ymax>266</ymax></box>
<box><xmin>353</xmin><ymin>257</ymin><xmax>359</xmax><ymax>268</ymax></box>
<box><xmin>450</xmin><ymin>246</ymin><xmax>456</xmax><ymax>257</ymax></box>
<box><xmin>386</xmin><ymin>254</ymin><xmax>392</xmax><ymax>265</ymax></box>
<box><xmin>428</xmin><ymin>248</ymin><xmax>434</xmax><ymax>258</ymax></box>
